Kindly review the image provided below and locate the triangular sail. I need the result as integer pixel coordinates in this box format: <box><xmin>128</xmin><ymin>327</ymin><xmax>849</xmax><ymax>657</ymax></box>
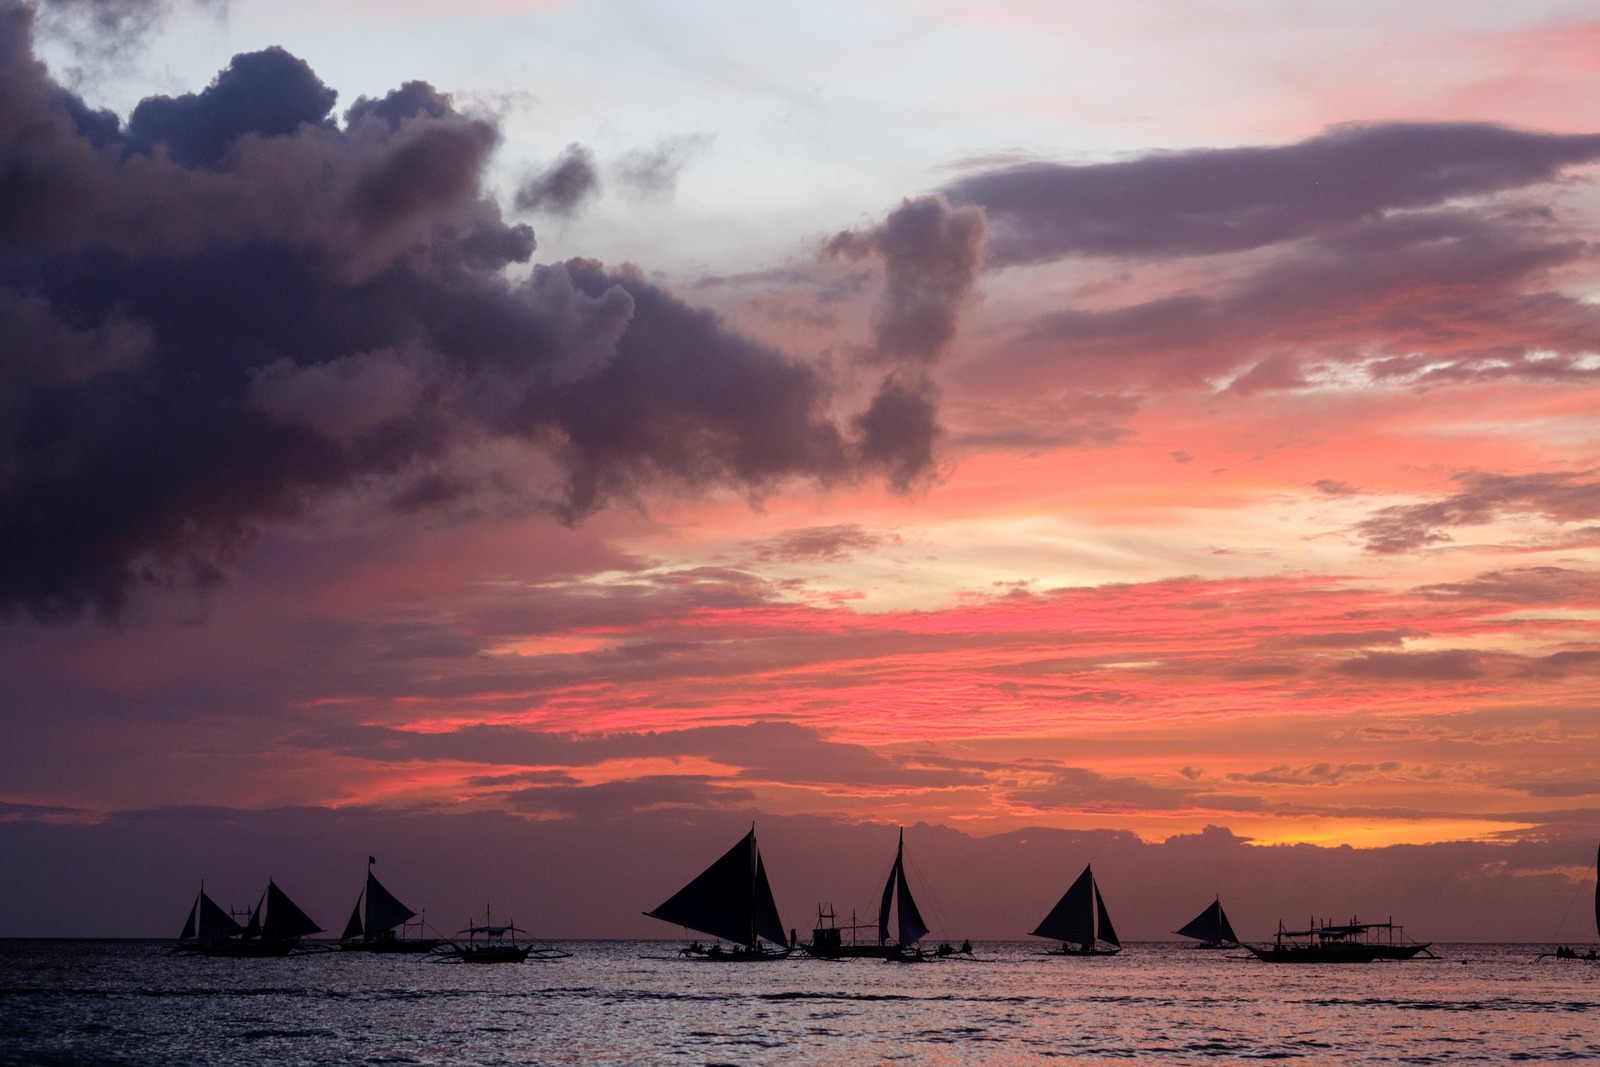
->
<box><xmin>364</xmin><ymin>871</ymin><xmax>417</xmax><ymax>934</ymax></box>
<box><xmin>1593</xmin><ymin>843</ymin><xmax>1599</xmax><ymax>939</ymax></box>
<box><xmin>1094</xmin><ymin>880</ymin><xmax>1120</xmax><ymax>947</ymax></box>
<box><xmin>647</xmin><ymin>827</ymin><xmax>785</xmax><ymax>948</ymax></box>
<box><xmin>180</xmin><ymin>900</ymin><xmax>198</xmax><ymax>941</ymax></box>
<box><xmin>1176</xmin><ymin>898</ymin><xmax>1237</xmax><ymax>944</ymax></box>
<box><xmin>1032</xmin><ymin>864</ymin><xmax>1096</xmax><ymax>945</ymax></box>
<box><xmin>752</xmin><ymin>852</ymin><xmax>787</xmax><ymax>947</ymax></box>
<box><xmin>341</xmin><ymin>898</ymin><xmax>364</xmax><ymax>942</ymax></box>
<box><xmin>877</xmin><ymin>830</ymin><xmax>928</xmax><ymax>947</ymax></box>
<box><xmin>197</xmin><ymin>890</ymin><xmax>241</xmax><ymax>941</ymax></box>
<box><xmin>263</xmin><ymin>879</ymin><xmax>323</xmax><ymax>940</ymax></box>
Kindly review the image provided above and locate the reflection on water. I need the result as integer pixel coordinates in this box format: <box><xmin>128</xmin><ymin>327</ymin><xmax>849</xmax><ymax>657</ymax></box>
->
<box><xmin>1</xmin><ymin>940</ymin><xmax>1598</xmax><ymax>1065</ymax></box>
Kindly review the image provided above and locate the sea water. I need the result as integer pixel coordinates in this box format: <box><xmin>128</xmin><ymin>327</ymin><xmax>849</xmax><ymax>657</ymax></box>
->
<box><xmin>1</xmin><ymin>940</ymin><xmax>1597</xmax><ymax>1065</ymax></box>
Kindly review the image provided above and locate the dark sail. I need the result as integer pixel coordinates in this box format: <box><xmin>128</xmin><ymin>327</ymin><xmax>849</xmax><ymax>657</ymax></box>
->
<box><xmin>1032</xmin><ymin>864</ymin><xmax>1096</xmax><ymax>945</ymax></box>
<box><xmin>647</xmin><ymin>827</ymin><xmax>785</xmax><ymax>948</ymax></box>
<box><xmin>340</xmin><ymin>899</ymin><xmax>364</xmax><ymax>942</ymax></box>
<box><xmin>1176</xmin><ymin>898</ymin><xmax>1237</xmax><ymax>945</ymax></box>
<box><xmin>877</xmin><ymin>829</ymin><xmax>929</xmax><ymax>947</ymax></box>
<box><xmin>179</xmin><ymin>887</ymin><xmax>244</xmax><ymax>946</ymax></box>
<box><xmin>365</xmin><ymin>871</ymin><xmax>417</xmax><ymax>935</ymax></box>
<box><xmin>1594</xmin><ymin>843</ymin><xmax>1599</xmax><ymax>939</ymax></box>
<box><xmin>197</xmin><ymin>890</ymin><xmax>241</xmax><ymax>941</ymax></box>
<box><xmin>1095</xmin><ymin>882</ymin><xmax>1120</xmax><ymax>948</ymax></box>
<box><xmin>263</xmin><ymin>879</ymin><xmax>323</xmax><ymax>941</ymax></box>
<box><xmin>752</xmin><ymin>853</ymin><xmax>787</xmax><ymax>948</ymax></box>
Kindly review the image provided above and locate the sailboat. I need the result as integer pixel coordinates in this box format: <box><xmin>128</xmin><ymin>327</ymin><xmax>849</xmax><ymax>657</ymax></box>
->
<box><xmin>1031</xmin><ymin>864</ymin><xmax>1121</xmax><ymax>956</ymax></box>
<box><xmin>339</xmin><ymin>858</ymin><xmax>440</xmax><ymax>953</ymax></box>
<box><xmin>645</xmin><ymin>825</ymin><xmax>791</xmax><ymax>960</ymax></box>
<box><xmin>806</xmin><ymin>827</ymin><xmax>931</xmax><ymax>960</ymax></box>
<box><xmin>180</xmin><ymin>879</ymin><xmax>322</xmax><ymax>957</ymax></box>
<box><xmin>1174</xmin><ymin>897</ymin><xmax>1239</xmax><ymax>949</ymax></box>
<box><xmin>430</xmin><ymin>905</ymin><xmax>572</xmax><ymax>964</ymax></box>
<box><xmin>173</xmin><ymin>884</ymin><xmax>244</xmax><ymax>954</ymax></box>
<box><xmin>1541</xmin><ymin>843</ymin><xmax>1600</xmax><ymax>961</ymax></box>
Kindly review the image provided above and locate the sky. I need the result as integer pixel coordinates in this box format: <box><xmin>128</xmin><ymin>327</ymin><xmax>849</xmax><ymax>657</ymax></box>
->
<box><xmin>3</xmin><ymin>0</ymin><xmax>1600</xmax><ymax>943</ymax></box>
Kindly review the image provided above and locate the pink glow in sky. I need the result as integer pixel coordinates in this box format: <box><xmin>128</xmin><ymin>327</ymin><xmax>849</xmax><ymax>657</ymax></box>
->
<box><xmin>3</xmin><ymin>0</ymin><xmax>1600</xmax><ymax>941</ymax></box>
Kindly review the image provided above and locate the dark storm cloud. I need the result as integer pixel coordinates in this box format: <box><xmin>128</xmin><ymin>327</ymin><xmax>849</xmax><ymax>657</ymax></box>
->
<box><xmin>946</xmin><ymin>121</ymin><xmax>1600</xmax><ymax>265</ymax></box>
<box><xmin>0</xmin><ymin>6</ymin><xmax>916</xmax><ymax>624</ymax></box>
<box><xmin>1355</xmin><ymin>471</ymin><xmax>1600</xmax><ymax>553</ymax></box>
<box><xmin>514</xmin><ymin>142</ymin><xmax>599</xmax><ymax>217</ymax></box>
<box><xmin>126</xmin><ymin>46</ymin><xmax>337</xmax><ymax>167</ymax></box>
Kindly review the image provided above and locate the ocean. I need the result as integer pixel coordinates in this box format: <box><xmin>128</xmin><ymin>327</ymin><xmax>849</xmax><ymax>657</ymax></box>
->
<box><xmin>1</xmin><ymin>939</ymin><xmax>1596</xmax><ymax>1065</ymax></box>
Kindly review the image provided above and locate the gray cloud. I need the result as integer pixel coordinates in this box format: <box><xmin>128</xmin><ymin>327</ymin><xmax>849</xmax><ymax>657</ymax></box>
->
<box><xmin>946</xmin><ymin>121</ymin><xmax>1600</xmax><ymax>266</ymax></box>
<box><xmin>1356</xmin><ymin>471</ymin><xmax>1600</xmax><ymax>554</ymax></box>
<box><xmin>0</xmin><ymin>7</ymin><xmax>931</xmax><ymax>624</ymax></box>
<box><xmin>514</xmin><ymin>142</ymin><xmax>600</xmax><ymax>218</ymax></box>
<box><xmin>307</xmin><ymin>720</ymin><xmax>985</xmax><ymax>791</ymax></box>
<box><xmin>615</xmin><ymin>133</ymin><xmax>710</xmax><ymax>199</ymax></box>
<box><xmin>1334</xmin><ymin>649</ymin><xmax>1482</xmax><ymax>680</ymax></box>
<box><xmin>827</xmin><ymin>195</ymin><xmax>987</xmax><ymax>365</ymax></box>
<box><xmin>748</xmin><ymin>524</ymin><xmax>891</xmax><ymax>564</ymax></box>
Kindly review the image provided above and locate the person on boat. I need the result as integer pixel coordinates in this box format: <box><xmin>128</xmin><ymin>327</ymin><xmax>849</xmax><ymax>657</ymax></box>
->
<box><xmin>960</xmin><ymin>939</ymin><xmax>972</xmax><ymax>955</ymax></box>
<box><xmin>789</xmin><ymin>928</ymin><xmax>797</xmax><ymax>949</ymax></box>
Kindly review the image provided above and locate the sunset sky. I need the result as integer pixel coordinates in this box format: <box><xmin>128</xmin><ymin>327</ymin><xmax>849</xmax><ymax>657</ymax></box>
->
<box><xmin>3</xmin><ymin>0</ymin><xmax>1600</xmax><ymax>943</ymax></box>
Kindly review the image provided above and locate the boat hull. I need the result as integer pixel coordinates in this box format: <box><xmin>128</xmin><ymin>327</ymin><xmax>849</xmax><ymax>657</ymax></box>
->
<box><xmin>1245</xmin><ymin>944</ymin><xmax>1377</xmax><ymax>963</ymax></box>
<box><xmin>191</xmin><ymin>938</ymin><xmax>303</xmax><ymax>958</ymax></box>
<box><xmin>442</xmin><ymin>945</ymin><xmax>532</xmax><ymax>964</ymax></box>
<box><xmin>340</xmin><ymin>939</ymin><xmax>441</xmax><ymax>953</ymax></box>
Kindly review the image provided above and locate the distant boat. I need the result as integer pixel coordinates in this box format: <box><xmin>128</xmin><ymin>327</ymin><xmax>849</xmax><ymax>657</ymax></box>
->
<box><xmin>1540</xmin><ymin>843</ymin><xmax>1600</xmax><ymax>961</ymax></box>
<box><xmin>174</xmin><ymin>884</ymin><xmax>244</xmax><ymax>954</ymax></box>
<box><xmin>1032</xmin><ymin>864</ymin><xmax>1121</xmax><ymax>956</ymax></box>
<box><xmin>430</xmin><ymin>906</ymin><xmax>571</xmax><ymax>964</ymax></box>
<box><xmin>645</xmin><ymin>825</ymin><xmax>791</xmax><ymax>960</ymax></box>
<box><xmin>1174</xmin><ymin>897</ymin><xmax>1239</xmax><ymax>949</ymax></box>
<box><xmin>177</xmin><ymin>879</ymin><xmax>322</xmax><ymax>957</ymax></box>
<box><xmin>338</xmin><ymin>859</ymin><xmax>440</xmax><ymax>953</ymax></box>
<box><xmin>806</xmin><ymin>827</ymin><xmax>933</xmax><ymax>960</ymax></box>
<box><xmin>1245</xmin><ymin>916</ymin><xmax>1430</xmax><ymax>963</ymax></box>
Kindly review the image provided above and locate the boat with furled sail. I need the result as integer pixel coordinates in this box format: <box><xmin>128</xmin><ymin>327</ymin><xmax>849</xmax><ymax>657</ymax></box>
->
<box><xmin>645</xmin><ymin>825</ymin><xmax>791</xmax><ymax>960</ymax></box>
<box><xmin>338</xmin><ymin>858</ymin><xmax>440</xmax><ymax>953</ymax></box>
<box><xmin>430</xmin><ymin>905</ymin><xmax>572</xmax><ymax>964</ymax></box>
<box><xmin>176</xmin><ymin>879</ymin><xmax>322</xmax><ymax>957</ymax></box>
<box><xmin>1032</xmin><ymin>864</ymin><xmax>1121</xmax><ymax>956</ymax></box>
<box><xmin>1174</xmin><ymin>897</ymin><xmax>1240</xmax><ymax>949</ymax></box>
<box><xmin>807</xmin><ymin>827</ymin><xmax>937</xmax><ymax>961</ymax></box>
<box><xmin>1245</xmin><ymin>916</ymin><xmax>1430</xmax><ymax>963</ymax></box>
